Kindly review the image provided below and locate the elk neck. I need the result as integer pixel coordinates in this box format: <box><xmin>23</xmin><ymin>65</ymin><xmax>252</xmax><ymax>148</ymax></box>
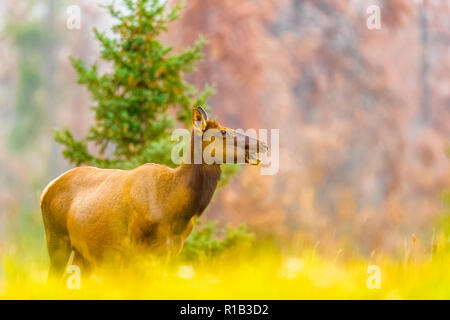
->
<box><xmin>175</xmin><ymin>131</ymin><xmax>221</xmax><ymax>218</ymax></box>
<box><xmin>179</xmin><ymin>163</ymin><xmax>221</xmax><ymax>217</ymax></box>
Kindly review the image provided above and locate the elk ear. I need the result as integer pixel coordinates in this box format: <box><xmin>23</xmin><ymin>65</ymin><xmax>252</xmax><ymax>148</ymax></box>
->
<box><xmin>192</xmin><ymin>107</ymin><xmax>207</xmax><ymax>133</ymax></box>
<box><xmin>197</xmin><ymin>106</ymin><xmax>208</xmax><ymax>121</ymax></box>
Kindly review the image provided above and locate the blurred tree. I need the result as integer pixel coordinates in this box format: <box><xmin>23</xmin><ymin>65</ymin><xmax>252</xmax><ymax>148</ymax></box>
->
<box><xmin>54</xmin><ymin>0</ymin><xmax>214</xmax><ymax>169</ymax></box>
<box><xmin>7</xmin><ymin>0</ymin><xmax>60</xmax><ymax>152</ymax></box>
<box><xmin>181</xmin><ymin>219</ymin><xmax>253</xmax><ymax>262</ymax></box>
<box><xmin>169</xmin><ymin>0</ymin><xmax>450</xmax><ymax>254</ymax></box>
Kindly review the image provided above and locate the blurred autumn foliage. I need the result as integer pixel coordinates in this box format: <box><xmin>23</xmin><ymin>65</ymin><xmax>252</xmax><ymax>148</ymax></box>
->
<box><xmin>0</xmin><ymin>0</ymin><xmax>449</xmax><ymax>257</ymax></box>
<box><xmin>166</xmin><ymin>0</ymin><xmax>450</xmax><ymax>254</ymax></box>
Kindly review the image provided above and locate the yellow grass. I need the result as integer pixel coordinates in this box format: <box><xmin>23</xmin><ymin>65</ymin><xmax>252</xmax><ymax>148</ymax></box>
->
<box><xmin>1</xmin><ymin>237</ymin><xmax>449</xmax><ymax>300</ymax></box>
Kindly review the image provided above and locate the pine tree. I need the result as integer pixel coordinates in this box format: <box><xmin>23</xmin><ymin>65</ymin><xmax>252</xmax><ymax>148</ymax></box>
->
<box><xmin>54</xmin><ymin>0</ymin><xmax>214</xmax><ymax>169</ymax></box>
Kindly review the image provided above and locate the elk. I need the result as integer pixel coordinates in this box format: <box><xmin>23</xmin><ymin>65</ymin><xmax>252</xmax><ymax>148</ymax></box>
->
<box><xmin>40</xmin><ymin>107</ymin><xmax>267</xmax><ymax>279</ymax></box>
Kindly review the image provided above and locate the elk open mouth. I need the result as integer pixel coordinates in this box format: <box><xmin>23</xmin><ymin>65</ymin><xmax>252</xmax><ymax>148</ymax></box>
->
<box><xmin>246</xmin><ymin>153</ymin><xmax>261</xmax><ymax>165</ymax></box>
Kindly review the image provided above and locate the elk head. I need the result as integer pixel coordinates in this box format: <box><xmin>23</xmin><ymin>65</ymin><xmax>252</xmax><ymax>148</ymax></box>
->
<box><xmin>191</xmin><ymin>106</ymin><xmax>268</xmax><ymax>165</ymax></box>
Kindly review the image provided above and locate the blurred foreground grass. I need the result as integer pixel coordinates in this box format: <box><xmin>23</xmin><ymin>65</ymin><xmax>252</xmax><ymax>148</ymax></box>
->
<box><xmin>1</xmin><ymin>222</ymin><xmax>449</xmax><ymax>299</ymax></box>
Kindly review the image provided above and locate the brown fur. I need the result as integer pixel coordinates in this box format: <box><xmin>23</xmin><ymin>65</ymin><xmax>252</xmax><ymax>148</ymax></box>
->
<box><xmin>40</xmin><ymin>107</ymin><xmax>265</xmax><ymax>279</ymax></box>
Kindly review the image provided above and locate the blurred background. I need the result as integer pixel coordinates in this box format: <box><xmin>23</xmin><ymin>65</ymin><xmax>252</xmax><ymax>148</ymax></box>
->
<box><xmin>0</xmin><ymin>0</ymin><xmax>449</xmax><ymax>263</ymax></box>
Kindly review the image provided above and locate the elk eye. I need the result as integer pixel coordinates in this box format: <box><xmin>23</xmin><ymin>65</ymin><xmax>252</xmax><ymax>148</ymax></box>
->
<box><xmin>221</xmin><ymin>130</ymin><xmax>227</xmax><ymax>135</ymax></box>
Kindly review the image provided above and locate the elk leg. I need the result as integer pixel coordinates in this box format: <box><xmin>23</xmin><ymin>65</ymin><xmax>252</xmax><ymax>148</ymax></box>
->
<box><xmin>47</xmin><ymin>234</ymin><xmax>71</xmax><ymax>283</ymax></box>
